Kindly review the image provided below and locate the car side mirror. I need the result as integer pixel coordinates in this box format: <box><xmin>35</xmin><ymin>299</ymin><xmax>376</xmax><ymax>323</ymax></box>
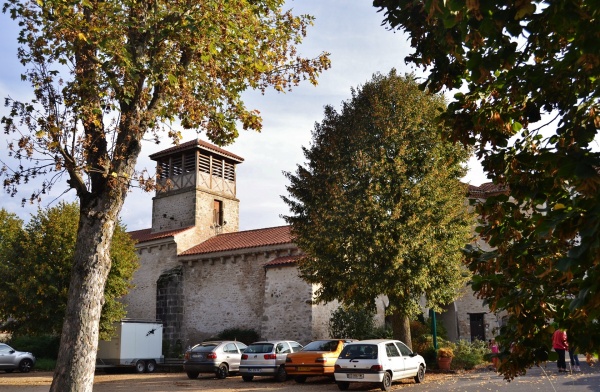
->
<box><xmin>409</xmin><ymin>353</ymin><xmax>417</xmax><ymax>357</ymax></box>
<box><xmin>9</xmin><ymin>350</ymin><xmax>15</xmax><ymax>354</ymax></box>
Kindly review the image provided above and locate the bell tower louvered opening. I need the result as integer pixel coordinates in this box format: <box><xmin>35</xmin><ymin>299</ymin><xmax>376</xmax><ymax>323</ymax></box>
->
<box><xmin>148</xmin><ymin>139</ymin><xmax>243</xmax><ymax>235</ymax></box>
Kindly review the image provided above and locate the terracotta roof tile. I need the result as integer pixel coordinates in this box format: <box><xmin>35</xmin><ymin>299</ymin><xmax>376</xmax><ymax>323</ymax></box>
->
<box><xmin>264</xmin><ymin>255</ymin><xmax>304</xmax><ymax>268</ymax></box>
<box><xmin>468</xmin><ymin>182</ymin><xmax>509</xmax><ymax>198</ymax></box>
<box><xmin>129</xmin><ymin>227</ymin><xmax>194</xmax><ymax>243</ymax></box>
<box><xmin>181</xmin><ymin>226</ymin><xmax>293</xmax><ymax>256</ymax></box>
<box><xmin>149</xmin><ymin>139</ymin><xmax>244</xmax><ymax>162</ymax></box>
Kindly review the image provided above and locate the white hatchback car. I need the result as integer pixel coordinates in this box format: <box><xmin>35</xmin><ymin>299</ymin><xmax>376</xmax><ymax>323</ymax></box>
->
<box><xmin>239</xmin><ymin>340</ymin><xmax>303</xmax><ymax>382</ymax></box>
<box><xmin>334</xmin><ymin>339</ymin><xmax>425</xmax><ymax>391</ymax></box>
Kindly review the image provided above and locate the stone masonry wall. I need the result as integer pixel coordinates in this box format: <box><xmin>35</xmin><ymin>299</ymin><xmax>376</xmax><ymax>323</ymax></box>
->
<box><xmin>262</xmin><ymin>265</ymin><xmax>313</xmax><ymax>344</ymax></box>
<box><xmin>181</xmin><ymin>253</ymin><xmax>268</xmax><ymax>347</ymax></box>
<box><xmin>123</xmin><ymin>239</ymin><xmax>180</xmax><ymax>321</ymax></box>
<box><xmin>152</xmin><ymin>191</ymin><xmax>196</xmax><ymax>232</ymax></box>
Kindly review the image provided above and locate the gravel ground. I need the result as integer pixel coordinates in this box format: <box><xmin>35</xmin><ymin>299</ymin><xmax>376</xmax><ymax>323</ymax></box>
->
<box><xmin>0</xmin><ymin>369</ymin><xmax>457</xmax><ymax>391</ymax></box>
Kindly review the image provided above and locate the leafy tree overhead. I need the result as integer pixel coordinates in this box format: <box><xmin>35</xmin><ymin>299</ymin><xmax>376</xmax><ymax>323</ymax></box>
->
<box><xmin>1</xmin><ymin>0</ymin><xmax>329</xmax><ymax>390</ymax></box>
<box><xmin>283</xmin><ymin>71</ymin><xmax>474</xmax><ymax>348</ymax></box>
<box><xmin>374</xmin><ymin>0</ymin><xmax>600</xmax><ymax>378</ymax></box>
<box><xmin>0</xmin><ymin>203</ymin><xmax>138</xmax><ymax>341</ymax></box>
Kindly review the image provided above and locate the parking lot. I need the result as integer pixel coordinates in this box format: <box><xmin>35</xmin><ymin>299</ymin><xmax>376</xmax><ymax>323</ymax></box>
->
<box><xmin>1</xmin><ymin>364</ymin><xmax>600</xmax><ymax>392</ymax></box>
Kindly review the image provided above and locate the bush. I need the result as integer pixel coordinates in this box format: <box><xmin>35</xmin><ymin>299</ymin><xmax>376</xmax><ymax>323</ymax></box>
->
<box><xmin>6</xmin><ymin>335</ymin><xmax>60</xmax><ymax>359</ymax></box>
<box><xmin>451</xmin><ymin>339</ymin><xmax>489</xmax><ymax>370</ymax></box>
<box><xmin>215</xmin><ymin>328</ymin><xmax>260</xmax><ymax>345</ymax></box>
<box><xmin>329</xmin><ymin>306</ymin><xmax>377</xmax><ymax>340</ymax></box>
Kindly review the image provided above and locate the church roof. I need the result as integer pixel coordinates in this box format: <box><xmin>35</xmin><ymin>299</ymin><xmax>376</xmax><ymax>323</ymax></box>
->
<box><xmin>264</xmin><ymin>255</ymin><xmax>304</xmax><ymax>268</ymax></box>
<box><xmin>149</xmin><ymin>138</ymin><xmax>244</xmax><ymax>162</ymax></box>
<box><xmin>129</xmin><ymin>227</ymin><xmax>194</xmax><ymax>243</ymax></box>
<box><xmin>181</xmin><ymin>226</ymin><xmax>293</xmax><ymax>255</ymax></box>
<box><xmin>467</xmin><ymin>182</ymin><xmax>508</xmax><ymax>198</ymax></box>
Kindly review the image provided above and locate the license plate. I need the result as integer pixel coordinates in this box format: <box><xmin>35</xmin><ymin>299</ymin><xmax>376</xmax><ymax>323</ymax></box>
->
<box><xmin>347</xmin><ymin>373</ymin><xmax>364</xmax><ymax>379</ymax></box>
<box><xmin>248</xmin><ymin>368</ymin><xmax>261</xmax><ymax>372</ymax></box>
<box><xmin>191</xmin><ymin>354</ymin><xmax>204</xmax><ymax>359</ymax></box>
<box><xmin>297</xmin><ymin>367</ymin><xmax>312</xmax><ymax>372</ymax></box>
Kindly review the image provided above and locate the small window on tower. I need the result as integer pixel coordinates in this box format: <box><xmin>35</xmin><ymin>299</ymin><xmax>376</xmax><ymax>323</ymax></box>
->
<box><xmin>213</xmin><ymin>200</ymin><xmax>223</xmax><ymax>226</ymax></box>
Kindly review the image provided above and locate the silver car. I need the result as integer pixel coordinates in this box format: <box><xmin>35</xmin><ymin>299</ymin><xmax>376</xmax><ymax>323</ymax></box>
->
<box><xmin>0</xmin><ymin>343</ymin><xmax>36</xmax><ymax>373</ymax></box>
<box><xmin>183</xmin><ymin>340</ymin><xmax>247</xmax><ymax>379</ymax></box>
<box><xmin>239</xmin><ymin>340</ymin><xmax>303</xmax><ymax>382</ymax></box>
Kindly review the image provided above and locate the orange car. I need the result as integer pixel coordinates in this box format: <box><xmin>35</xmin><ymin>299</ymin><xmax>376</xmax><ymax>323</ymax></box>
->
<box><xmin>285</xmin><ymin>339</ymin><xmax>355</xmax><ymax>383</ymax></box>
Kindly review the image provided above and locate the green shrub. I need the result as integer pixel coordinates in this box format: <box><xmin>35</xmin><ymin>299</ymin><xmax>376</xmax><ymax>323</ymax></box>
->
<box><xmin>329</xmin><ymin>306</ymin><xmax>377</xmax><ymax>340</ymax></box>
<box><xmin>451</xmin><ymin>339</ymin><xmax>489</xmax><ymax>370</ymax></box>
<box><xmin>35</xmin><ymin>358</ymin><xmax>56</xmax><ymax>371</ymax></box>
<box><xmin>214</xmin><ymin>328</ymin><xmax>260</xmax><ymax>345</ymax></box>
<box><xmin>365</xmin><ymin>324</ymin><xmax>393</xmax><ymax>339</ymax></box>
<box><xmin>6</xmin><ymin>335</ymin><xmax>60</xmax><ymax>359</ymax></box>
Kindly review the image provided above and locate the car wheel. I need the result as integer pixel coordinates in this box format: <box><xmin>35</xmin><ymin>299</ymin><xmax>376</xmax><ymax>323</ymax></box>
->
<box><xmin>295</xmin><ymin>375</ymin><xmax>307</xmax><ymax>383</ymax></box>
<box><xmin>18</xmin><ymin>359</ymin><xmax>33</xmax><ymax>373</ymax></box>
<box><xmin>380</xmin><ymin>371</ymin><xmax>392</xmax><ymax>391</ymax></box>
<box><xmin>275</xmin><ymin>365</ymin><xmax>287</xmax><ymax>382</ymax></box>
<box><xmin>215</xmin><ymin>363</ymin><xmax>229</xmax><ymax>379</ymax></box>
<box><xmin>414</xmin><ymin>364</ymin><xmax>425</xmax><ymax>383</ymax></box>
<box><xmin>145</xmin><ymin>360</ymin><xmax>156</xmax><ymax>373</ymax></box>
<box><xmin>186</xmin><ymin>371</ymin><xmax>199</xmax><ymax>379</ymax></box>
<box><xmin>337</xmin><ymin>381</ymin><xmax>350</xmax><ymax>391</ymax></box>
<box><xmin>242</xmin><ymin>375</ymin><xmax>254</xmax><ymax>382</ymax></box>
<box><xmin>135</xmin><ymin>360</ymin><xmax>146</xmax><ymax>373</ymax></box>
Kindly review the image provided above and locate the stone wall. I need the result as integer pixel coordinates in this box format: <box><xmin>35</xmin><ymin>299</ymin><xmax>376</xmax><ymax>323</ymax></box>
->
<box><xmin>124</xmin><ymin>239</ymin><xmax>180</xmax><ymax>321</ymax></box>
<box><xmin>152</xmin><ymin>190</ymin><xmax>196</xmax><ymax>232</ymax></box>
<box><xmin>156</xmin><ymin>266</ymin><xmax>184</xmax><ymax>355</ymax></box>
<box><xmin>181</xmin><ymin>253</ymin><xmax>268</xmax><ymax>347</ymax></box>
<box><xmin>262</xmin><ymin>265</ymin><xmax>313</xmax><ymax>344</ymax></box>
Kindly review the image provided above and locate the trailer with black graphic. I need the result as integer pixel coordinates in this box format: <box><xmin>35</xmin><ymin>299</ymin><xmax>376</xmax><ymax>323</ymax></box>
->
<box><xmin>96</xmin><ymin>319</ymin><xmax>163</xmax><ymax>373</ymax></box>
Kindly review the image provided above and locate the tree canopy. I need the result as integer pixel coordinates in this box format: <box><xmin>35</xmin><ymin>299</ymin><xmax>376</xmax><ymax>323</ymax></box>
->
<box><xmin>283</xmin><ymin>70</ymin><xmax>474</xmax><ymax>347</ymax></box>
<box><xmin>1</xmin><ymin>0</ymin><xmax>330</xmax><ymax>389</ymax></box>
<box><xmin>0</xmin><ymin>203</ymin><xmax>138</xmax><ymax>340</ymax></box>
<box><xmin>374</xmin><ymin>0</ymin><xmax>600</xmax><ymax>377</ymax></box>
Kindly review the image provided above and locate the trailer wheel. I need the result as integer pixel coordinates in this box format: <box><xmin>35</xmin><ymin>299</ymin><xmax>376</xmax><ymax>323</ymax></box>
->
<box><xmin>145</xmin><ymin>360</ymin><xmax>156</xmax><ymax>373</ymax></box>
<box><xmin>135</xmin><ymin>360</ymin><xmax>146</xmax><ymax>373</ymax></box>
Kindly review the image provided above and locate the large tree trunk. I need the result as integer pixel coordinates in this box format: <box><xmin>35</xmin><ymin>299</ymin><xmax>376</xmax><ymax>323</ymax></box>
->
<box><xmin>390</xmin><ymin>312</ymin><xmax>412</xmax><ymax>350</ymax></box>
<box><xmin>50</xmin><ymin>195</ymin><xmax>123</xmax><ymax>392</ymax></box>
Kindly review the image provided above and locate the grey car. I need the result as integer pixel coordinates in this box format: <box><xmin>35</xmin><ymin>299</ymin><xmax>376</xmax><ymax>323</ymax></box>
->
<box><xmin>183</xmin><ymin>340</ymin><xmax>247</xmax><ymax>379</ymax></box>
<box><xmin>239</xmin><ymin>340</ymin><xmax>303</xmax><ymax>382</ymax></box>
<box><xmin>0</xmin><ymin>343</ymin><xmax>36</xmax><ymax>373</ymax></box>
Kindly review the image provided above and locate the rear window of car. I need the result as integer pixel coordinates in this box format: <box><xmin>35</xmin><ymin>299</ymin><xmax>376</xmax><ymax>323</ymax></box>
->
<box><xmin>302</xmin><ymin>340</ymin><xmax>339</xmax><ymax>352</ymax></box>
<box><xmin>339</xmin><ymin>344</ymin><xmax>378</xmax><ymax>359</ymax></box>
<box><xmin>245</xmin><ymin>343</ymin><xmax>274</xmax><ymax>354</ymax></box>
<box><xmin>192</xmin><ymin>343</ymin><xmax>218</xmax><ymax>352</ymax></box>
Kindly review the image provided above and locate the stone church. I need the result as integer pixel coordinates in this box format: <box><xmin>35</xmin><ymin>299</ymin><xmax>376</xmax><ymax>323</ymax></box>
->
<box><xmin>123</xmin><ymin>139</ymin><xmax>506</xmax><ymax>350</ymax></box>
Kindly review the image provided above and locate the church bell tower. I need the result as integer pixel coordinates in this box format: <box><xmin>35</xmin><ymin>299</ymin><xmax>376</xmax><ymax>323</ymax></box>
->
<box><xmin>149</xmin><ymin>139</ymin><xmax>243</xmax><ymax>239</ymax></box>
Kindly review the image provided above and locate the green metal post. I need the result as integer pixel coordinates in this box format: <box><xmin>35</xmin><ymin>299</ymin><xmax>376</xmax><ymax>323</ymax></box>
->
<box><xmin>430</xmin><ymin>309</ymin><xmax>438</xmax><ymax>350</ymax></box>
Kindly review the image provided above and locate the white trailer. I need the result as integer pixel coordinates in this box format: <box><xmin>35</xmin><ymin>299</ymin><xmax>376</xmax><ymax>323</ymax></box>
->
<box><xmin>96</xmin><ymin>319</ymin><xmax>163</xmax><ymax>373</ymax></box>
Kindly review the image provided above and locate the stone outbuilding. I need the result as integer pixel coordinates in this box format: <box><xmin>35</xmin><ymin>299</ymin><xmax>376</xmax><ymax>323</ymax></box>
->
<box><xmin>123</xmin><ymin>139</ymin><xmax>505</xmax><ymax>350</ymax></box>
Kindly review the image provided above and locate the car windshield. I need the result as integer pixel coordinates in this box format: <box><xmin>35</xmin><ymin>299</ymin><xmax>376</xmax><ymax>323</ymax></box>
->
<box><xmin>302</xmin><ymin>340</ymin><xmax>339</xmax><ymax>352</ymax></box>
<box><xmin>339</xmin><ymin>344</ymin><xmax>378</xmax><ymax>359</ymax></box>
<box><xmin>244</xmin><ymin>343</ymin><xmax>274</xmax><ymax>354</ymax></box>
<box><xmin>191</xmin><ymin>343</ymin><xmax>218</xmax><ymax>352</ymax></box>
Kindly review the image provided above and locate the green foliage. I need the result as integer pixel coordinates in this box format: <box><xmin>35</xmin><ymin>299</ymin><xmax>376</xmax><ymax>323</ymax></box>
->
<box><xmin>5</xmin><ymin>335</ymin><xmax>60</xmax><ymax>360</ymax></box>
<box><xmin>375</xmin><ymin>0</ymin><xmax>600</xmax><ymax>379</ymax></box>
<box><xmin>0</xmin><ymin>203</ymin><xmax>138</xmax><ymax>340</ymax></box>
<box><xmin>214</xmin><ymin>328</ymin><xmax>260</xmax><ymax>345</ymax></box>
<box><xmin>284</xmin><ymin>70</ymin><xmax>474</xmax><ymax>345</ymax></box>
<box><xmin>329</xmin><ymin>305</ymin><xmax>376</xmax><ymax>340</ymax></box>
<box><xmin>451</xmin><ymin>340</ymin><xmax>488</xmax><ymax>370</ymax></box>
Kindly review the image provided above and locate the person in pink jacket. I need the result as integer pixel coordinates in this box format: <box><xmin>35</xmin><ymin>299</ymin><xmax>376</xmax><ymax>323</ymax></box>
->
<box><xmin>552</xmin><ymin>327</ymin><xmax>569</xmax><ymax>372</ymax></box>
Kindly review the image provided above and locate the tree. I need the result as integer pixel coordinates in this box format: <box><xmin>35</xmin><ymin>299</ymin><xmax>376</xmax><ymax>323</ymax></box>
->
<box><xmin>283</xmin><ymin>71</ymin><xmax>473</xmax><ymax>348</ymax></box>
<box><xmin>0</xmin><ymin>203</ymin><xmax>138</xmax><ymax>340</ymax></box>
<box><xmin>1</xmin><ymin>1</ymin><xmax>330</xmax><ymax>390</ymax></box>
<box><xmin>374</xmin><ymin>0</ymin><xmax>600</xmax><ymax>378</ymax></box>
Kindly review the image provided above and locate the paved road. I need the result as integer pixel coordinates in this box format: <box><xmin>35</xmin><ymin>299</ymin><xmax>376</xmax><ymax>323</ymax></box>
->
<box><xmin>0</xmin><ymin>363</ymin><xmax>598</xmax><ymax>391</ymax></box>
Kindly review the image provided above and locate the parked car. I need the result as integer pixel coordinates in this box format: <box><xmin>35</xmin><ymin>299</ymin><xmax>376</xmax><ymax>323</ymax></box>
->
<box><xmin>334</xmin><ymin>339</ymin><xmax>425</xmax><ymax>391</ymax></box>
<box><xmin>0</xmin><ymin>343</ymin><xmax>36</xmax><ymax>373</ymax></box>
<box><xmin>285</xmin><ymin>339</ymin><xmax>355</xmax><ymax>383</ymax></box>
<box><xmin>239</xmin><ymin>340</ymin><xmax>303</xmax><ymax>382</ymax></box>
<box><xmin>183</xmin><ymin>340</ymin><xmax>248</xmax><ymax>379</ymax></box>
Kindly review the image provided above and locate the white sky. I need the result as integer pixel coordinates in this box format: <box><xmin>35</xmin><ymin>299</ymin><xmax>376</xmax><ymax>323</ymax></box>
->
<box><xmin>0</xmin><ymin>0</ymin><xmax>489</xmax><ymax>232</ymax></box>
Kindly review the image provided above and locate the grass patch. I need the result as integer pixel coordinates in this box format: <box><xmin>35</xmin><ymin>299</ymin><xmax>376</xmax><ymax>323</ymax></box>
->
<box><xmin>34</xmin><ymin>358</ymin><xmax>56</xmax><ymax>371</ymax></box>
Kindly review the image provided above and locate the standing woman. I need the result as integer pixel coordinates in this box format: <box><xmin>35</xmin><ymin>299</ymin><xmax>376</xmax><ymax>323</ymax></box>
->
<box><xmin>552</xmin><ymin>326</ymin><xmax>569</xmax><ymax>373</ymax></box>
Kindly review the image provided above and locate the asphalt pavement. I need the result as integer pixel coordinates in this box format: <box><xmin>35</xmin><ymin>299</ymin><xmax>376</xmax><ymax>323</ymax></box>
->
<box><xmin>419</xmin><ymin>362</ymin><xmax>600</xmax><ymax>392</ymax></box>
